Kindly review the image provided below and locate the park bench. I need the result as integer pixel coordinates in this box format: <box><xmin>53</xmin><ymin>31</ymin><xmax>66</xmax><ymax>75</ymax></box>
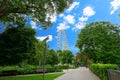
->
<box><xmin>108</xmin><ymin>69</ymin><xmax>120</xmax><ymax>80</ymax></box>
<box><xmin>1</xmin><ymin>70</ymin><xmax>17</xmax><ymax>76</ymax></box>
<box><xmin>36</xmin><ymin>68</ymin><xmax>47</xmax><ymax>73</ymax></box>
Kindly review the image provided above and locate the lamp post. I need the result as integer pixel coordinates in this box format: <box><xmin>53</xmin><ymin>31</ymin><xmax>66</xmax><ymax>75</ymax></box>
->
<box><xmin>42</xmin><ymin>36</ymin><xmax>49</xmax><ymax>80</ymax></box>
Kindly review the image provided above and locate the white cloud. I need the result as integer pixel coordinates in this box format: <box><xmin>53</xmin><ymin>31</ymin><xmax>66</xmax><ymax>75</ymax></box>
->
<box><xmin>110</xmin><ymin>0</ymin><xmax>120</xmax><ymax>14</ymax></box>
<box><xmin>59</xmin><ymin>13</ymin><xmax>64</xmax><ymax>17</ymax></box>
<box><xmin>57</xmin><ymin>14</ymin><xmax>75</xmax><ymax>31</ymax></box>
<box><xmin>83</xmin><ymin>6</ymin><xmax>95</xmax><ymax>17</ymax></box>
<box><xmin>37</xmin><ymin>35</ymin><xmax>53</xmax><ymax>42</ymax></box>
<box><xmin>30</xmin><ymin>21</ymin><xmax>36</xmax><ymax>29</ymax></box>
<box><xmin>73</xmin><ymin>6</ymin><xmax>95</xmax><ymax>31</ymax></box>
<box><xmin>57</xmin><ymin>22</ymin><xmax>70</xmax><ymax>31</ymax></box>
<box><xmin>72</xmin><ymin>22</ymin><xmax>86</xmax><ymax>31</ymax></box>
<box><xmin>67</xmin><ymin>2</ymin><xmax>80</xmax><ymax>12</ymax></box>
<box><xmin>79</xmin><ymin>17</ymin><xmax>88</xmax><ymax>22</ymax></box>
<box><xmin>50</xmin><ymin>14</ymin><xmax>57</xmax><ymax>23</ymax></box>
<box><xmin>64</xmin><ymin>15</ymin><xmax>75</xmax><ymax>24</ymax></box>
<box><xmin>75</xmin><ymin>22</ymin><xmax>86</xmax><ymax>29</ymax></box>
<box><xmin>45</xmin><ymin>13</ymin><xmax>57</xmax><ymax>23</ymax></box>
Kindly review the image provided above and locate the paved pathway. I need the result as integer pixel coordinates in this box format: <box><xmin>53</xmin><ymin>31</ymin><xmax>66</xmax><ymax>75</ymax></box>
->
<box><xmin>55</xmin><ymin>67</ymin><xmax>101</xmax><ymax>80</ymax></box>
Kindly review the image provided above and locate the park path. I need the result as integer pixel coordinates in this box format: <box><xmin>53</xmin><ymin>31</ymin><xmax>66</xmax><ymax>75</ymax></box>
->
<box><xmin>55</xmin><ymin>67</ymin><xmax>101</xmax><ymax>80</ymax></box>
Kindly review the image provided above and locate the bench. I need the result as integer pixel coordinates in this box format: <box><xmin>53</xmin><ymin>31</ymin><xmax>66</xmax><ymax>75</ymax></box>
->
<box><xmin>108</xmin><ymin>69</ymin><xmax>120</xmax><ymax>80</ymax></box>
<box><xmin>36</xmin><ymin>68</ymin><xmax>47</xmax><ymax>73</ymax></box>
<box><xmin>2</xmin><ymin>70</ymin><xmax>17</xmax><ymax>76</ymax></box>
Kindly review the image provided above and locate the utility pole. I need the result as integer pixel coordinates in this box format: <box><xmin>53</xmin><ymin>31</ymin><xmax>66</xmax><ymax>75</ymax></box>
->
<box><xmin>42</xmin><ymin>36</ymin><xmax>49</xmax><ymax>80</ymax></box>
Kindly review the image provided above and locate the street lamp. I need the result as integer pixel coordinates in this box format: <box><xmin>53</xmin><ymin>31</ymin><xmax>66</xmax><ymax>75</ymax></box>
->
<box><xmin>42</xmin><ymin>36</ymin><xmax>49</xmax><ymax>80</ymax></box>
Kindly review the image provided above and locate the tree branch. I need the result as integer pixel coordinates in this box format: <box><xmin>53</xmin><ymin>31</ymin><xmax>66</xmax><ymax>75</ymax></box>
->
<box><xmin>0</xmin><ymin>7</ymin><xmax>28</xmax><ymax>18</ymax></box>
<box><xmin>0</xmin><ymin>0</ymin><xmax>8</xmax><ymax>12</ymax></box>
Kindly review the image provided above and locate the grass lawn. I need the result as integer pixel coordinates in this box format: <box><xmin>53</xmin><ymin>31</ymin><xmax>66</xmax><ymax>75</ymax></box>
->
<box><xmin>0</xmin><ymin>73</ymin><xmax>63</xmax><ymax>80</ymax></box>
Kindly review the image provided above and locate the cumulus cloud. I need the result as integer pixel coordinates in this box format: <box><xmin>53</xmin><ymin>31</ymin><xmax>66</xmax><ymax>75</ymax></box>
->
<box><xmin>67</xmin><ymin>2</ymin><xmax>80</xmax><ymax>12</ymax></box>
<box><xmin>74</xmin><ymin>22</ymin><xmax>86</xmax><ymax>30</ymax></box>
<box><xmin>83</xmin><ymin>6</ymin><xmax>95</xmax><ymax>17</ymax></box>
<box><xmin>64</xmin><ymin>15</ymin><xmax>75</xmax><ymax>24</ymax></box>
<box><xmin>30</xmin><ymin>21</ymin><xmax>36</xmax><ymax>29</ymax></box>
<box><xmin>45</xmin><ymin>13</ymin><xmax>57</xmax><ymax>23</ymax></box>
<box><xmin>110</xmin><ymin>0</ymin><xmax>120</xmax><ymax>15</ymax></box>
<box><xmin>50</xmin><ymin>14</ymin><xmax>57</xmax><ymax>23</ymax></box>
<box><xmin>59</xmin><ymin>13</ymin><xmax>64</xmax><ymax>17</ymax></box>
<box><xmin>37</xmin><ymin>35</ymin><xmax>53</xmax><ymax>42</ymax></box>
<box><xmin>79</xmin><ymin>17</ymin><xmax>88</xmax><ymax>22</ymax></box>
<box><xmin>73</xmin><ymin>6</ymin><xmax>95</xmax><ymax>31</ymax></box>
<box><xmin>57</xmin><ymin>22</ymin><xmax>70</xmax><ymax>31</ymax></box>
<box><xmin>57</xmin><ymin>14</ymin><xmax>75</xmax><ymax>31</ymax></box>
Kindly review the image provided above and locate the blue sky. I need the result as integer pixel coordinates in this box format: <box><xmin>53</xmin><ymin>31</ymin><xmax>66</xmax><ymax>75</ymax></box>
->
<box><xmin>1</xmin><ymin>0</ymin><xmax>119</xmax><ymax>54</ymax></box>
<box><xmin>30</xmin><ymin>0</ymin><xmax>120</xmax><ymax>54</ymax></box>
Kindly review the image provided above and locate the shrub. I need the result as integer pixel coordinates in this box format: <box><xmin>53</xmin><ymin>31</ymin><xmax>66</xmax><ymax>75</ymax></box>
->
<box><xmin>89</xmin><ymin>64</ymin><xmax>118</xmax><ymax>80</ymax></box>
<box><xmin>2</xmin><ymin>66</ymin><xmax>19</xmax><ymax>71</ymax></box>
<box><xmin>0</xmin><ymin>67</ymin><xmax>2</xmax><ymax>74</ymax></box>
<box><xmin>58</xmin><ymin>65</ymin><xmax>69</xmax><ymax>69</ymax></box>
<box><xmin>17</xmin><ymin>65</ymin><xmax>37</xmax><ymax>74</ymax></box>
<box><xmin>0</xmin><ymin>66</ymin><xmax>19</xmax><ymax>76</ymax></box>
<box><xmin>0</xmin><ymin>65</ymin><xmax>62</xmax><ymax>76</ymax></box>
<box><xmin>47</xmin><ymin>66</ymin><xmax>62</xmax><ymax>72</ymax></box>
<box><xmin>37</xmin><ymin>65</ymin><xmax>62</xmax><ymax>72</ymax></box>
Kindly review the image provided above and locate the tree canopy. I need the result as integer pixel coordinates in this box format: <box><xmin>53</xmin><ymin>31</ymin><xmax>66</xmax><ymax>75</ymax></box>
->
<box><xmin>76</xmin><ymin>21</ymin><xmax>120</xmax><ymax>64</ymax></box>
<box><xmin>59</xmin><ymin>50</ymin><xmax>74</xmax><ymax>64</ymax></box>
<box><xmin>0</xmin><ymin>26</ymin><xmax>36</xmax><ymax>65</ymax></box>
<box><xmin>46</xmin><ymin>49</ymin><xmax>59</xmax><ymax>66</ymax></box>
<box><xmin>0</xmin><ymin>0</ymin><xmax>72</xmax><ymax>28</ymax></box>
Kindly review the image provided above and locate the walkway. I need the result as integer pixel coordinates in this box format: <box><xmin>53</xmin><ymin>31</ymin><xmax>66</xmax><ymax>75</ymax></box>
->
<box><xmin>55</xmin><ymin>67</ymin><xmax>101</xmax><ymax>80</ymax></box>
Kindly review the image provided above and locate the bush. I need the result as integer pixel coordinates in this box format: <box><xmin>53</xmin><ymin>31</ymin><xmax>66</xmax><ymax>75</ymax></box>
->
<box><xmin>17</xmin><ymin>65</ymin><xmax>37</xmax><ymax>74</ymax></box>
<box><xmin>2</xmin><ymin>66</ymin><xmax>19</xmax><ymax>71</ymax></box>
<box><xmin>37</xmin><ymin>65</ymin><xmax>62</xmax><ymax>72</ymax></box>
<box><xmin>0</xmin><ymin>65</ymin><xmax>62</xmax><ymax>76</ymax></box>
<box><xmin>0</xmin><ymin>66</ymin><xmax>19</xmax><ymax>76</ymax></box>
<box><xmin>89</xmin><ymin>64</ymin><xmax>118</xmax><ymax>80</ymax></box>
<box><xmin>58</xmin><ymin>65</ymin><xmax>69</xmax><ymax>69</ymax></box>
<box><xmin>47</xmin><ymin>66</ymin><xmax>62</xmax><ymax>72</ymax></box>
<box><xmin>0</xmin><ymin>67</ymin><xmax>2</xmax><ymax>74</ymax></box>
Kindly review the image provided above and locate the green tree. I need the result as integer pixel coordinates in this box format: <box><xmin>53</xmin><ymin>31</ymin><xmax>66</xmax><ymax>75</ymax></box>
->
<box><xmin>46</xmin><ymin>49</ymin><xmax>58</xmax><ymax>66</ymax></box>
<box><xmin>33</xmin><ymin>40</ymin><xmax>45</xmax><ymax>66</ymax></box>
<box><xmin>76</xmin><ymin>21</ymin><xmax>120</xmax><ymax>64</ymax></box>
<box><xmin>0</xmin><ymin>0</ymin><xmax>72</xmax><ymax>27</ymax></box>
<box><xmin>59</xmin><ymin>50</ymin><xmax>74</xmax><ymax>64</ymax></box>
<box><xmin>0</xmin><ymin>26</ymin><xmax>36</xmax><ymax>65</ymax></box>
<box><xmin>75</xmin><ymin>52</ymin><xmax>92</xmax><ymax>67</ymax></box>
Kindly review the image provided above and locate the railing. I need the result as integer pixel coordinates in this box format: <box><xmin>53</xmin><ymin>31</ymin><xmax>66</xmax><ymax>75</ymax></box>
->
<box><xmin>108</xmin><ymin>69</ymin><xmax>120</xmax><ymax>80</ymax></box>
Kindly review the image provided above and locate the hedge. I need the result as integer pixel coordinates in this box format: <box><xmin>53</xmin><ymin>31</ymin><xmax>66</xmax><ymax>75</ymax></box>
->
<box><xmin>58</xmin><ymin>65</ymin><xmax>69</xmax><ymax>69</ymax></box>
<box><xmin>89</xmin><ymin>64</ymin><xmax>118</xmax><ymax>80</ymax></box>
<box><xmin>0</xmin><ymin>65</ymin><xmax>62</xmax><ymax>76</ymax></box>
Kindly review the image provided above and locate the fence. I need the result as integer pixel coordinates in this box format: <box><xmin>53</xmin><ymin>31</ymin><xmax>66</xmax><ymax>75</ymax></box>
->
<box><xmin>108</xmin><ymin>69</ymin><xmax>120</xmax><ymax>80</ymax></box>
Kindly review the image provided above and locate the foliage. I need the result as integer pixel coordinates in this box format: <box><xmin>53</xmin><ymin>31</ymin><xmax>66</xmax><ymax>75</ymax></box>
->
<box><xmin>76</xmin><ymin>21</ymin><xmax>120</xmax><ymax>64</ymax></box>
<box><xmin>18</xmin><ymin>65</ymin><xmax>37</xmax><ymax>74</ymax></box>
<box><xmin>0</xmin><ymin>73</ymin><xmax>64</xmax><ymax>80</ymax></box>
<box><xmin>46</xmin><ymin>49</ymin><xmax>59</xmax><ymax>66</ymax></box>
<box><xmin>0</xmin><ymin>27</ymin><xmax>36</xmax><ymax>65</ymax></box>
<box><xmin>0</xmin><ymin>27</ymin><xmax>59</xmax><ymax>66</ymax></box>
<box><xmin>57</xmin><ymin>50</ymin><xmax>62</xmax><ymax>57</ymax></box>
<box><xmin>59</xmin><ymin>50</ymin><xmax>74</xmax><ymax>64</ymax></box>
<box><xmin>75</xmin><ymin>52</ymin><xmax>93</xmax><ymax>67</ymax></box>
<box><xmin>58</xmin><ymin>65</ymin><xmax>69</xmax><ymax>69</ymax></box>
<box><xmin>34</xmin><ymin>40</ymin><xmax>45</xmax><ymax>66</ymax></box>
<box><xmin>2</xmin><ymin>66</ymin><xmax>19</xmax><ymax>71</ymax></box>
<box><xmin>0</xmin><ymin>65</ymin><xmax>62</xmax><ymax>75</ymax></box>
<box><xmin>89</xmin><ymin>63</ymin><xmax>118</xmax><ymax>80</ymax></box>
<box><xmin>0</xmin><ymin>0</ymin><xmax>73</xmax><ymax>28</ymax></box>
